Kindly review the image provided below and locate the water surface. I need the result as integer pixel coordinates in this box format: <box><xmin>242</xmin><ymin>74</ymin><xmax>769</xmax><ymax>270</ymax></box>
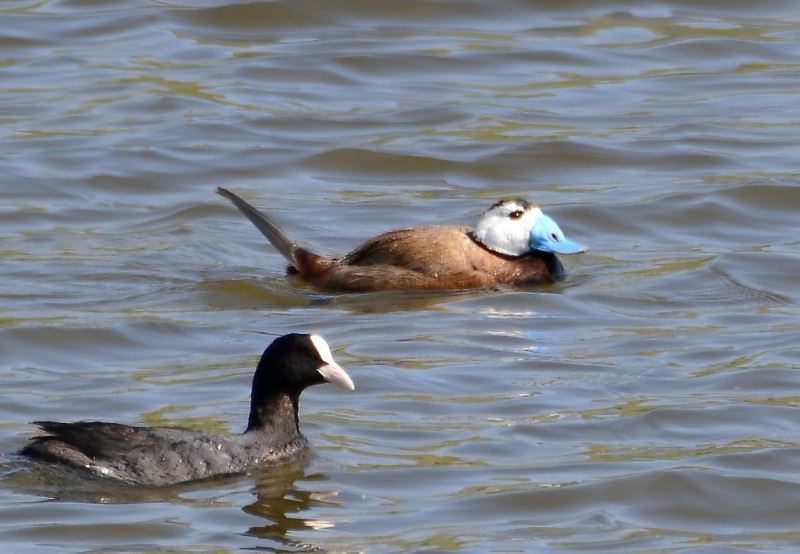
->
<box><xmin>1</xmin><ymin>0</ymin><xmax>800</xmax><ymax>552</ymax></box>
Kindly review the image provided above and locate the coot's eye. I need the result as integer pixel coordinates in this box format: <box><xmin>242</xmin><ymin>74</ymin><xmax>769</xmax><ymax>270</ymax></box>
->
<box><xmin>509</xmin><ymin>210</ymin><xmax>523</xmax><ymax>219</ymax></box>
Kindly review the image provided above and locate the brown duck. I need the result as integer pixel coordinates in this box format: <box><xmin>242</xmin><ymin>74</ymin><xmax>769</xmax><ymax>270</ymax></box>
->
<box><xmin>217</xmin><ymin>188</ymin><xmax>584</xmax><ymax>293</ymax></box>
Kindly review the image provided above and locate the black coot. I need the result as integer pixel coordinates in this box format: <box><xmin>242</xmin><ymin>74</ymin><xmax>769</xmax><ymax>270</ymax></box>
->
<box><xmin>20</xmin><ymin>333</ymin><xmax>354</xmax><ymax>486</ymax></box>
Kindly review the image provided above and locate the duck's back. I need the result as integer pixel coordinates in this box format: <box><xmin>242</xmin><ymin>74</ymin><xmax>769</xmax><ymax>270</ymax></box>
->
<box><xmin>343</xmin><ymin>226</ymin><xmax>476</xmax><ymax>273</ymax></box>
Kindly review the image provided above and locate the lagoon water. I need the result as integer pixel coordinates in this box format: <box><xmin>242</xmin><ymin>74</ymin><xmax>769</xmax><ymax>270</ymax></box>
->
<box><xmin>1</xmin><ymin>0</ymin><xmax>800</xmax><ymax>551</ymax></box>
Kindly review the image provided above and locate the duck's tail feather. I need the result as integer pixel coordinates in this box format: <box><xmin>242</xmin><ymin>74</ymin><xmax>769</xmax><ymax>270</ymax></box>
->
<box><xmin>216</xmin><ymin>188</ymin><xmax>299</xmax><ymax>266</ymax></box>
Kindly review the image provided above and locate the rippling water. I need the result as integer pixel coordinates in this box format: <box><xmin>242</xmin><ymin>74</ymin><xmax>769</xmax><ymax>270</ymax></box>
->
<box><xmin>2</xmin><ymin>0</ymin><xmax>800</xmax><ymax>551</ymax></box>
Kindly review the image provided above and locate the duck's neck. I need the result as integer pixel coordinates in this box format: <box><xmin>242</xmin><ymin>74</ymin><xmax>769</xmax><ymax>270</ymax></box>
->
<box><xmin>245</xmin><ymin>391</ymin><xmax>301</xmax><ymax>440</ymax></box>
<box><xmin>541</xmin><ymin>251</ymin><xmax>565</xmax><ymax>279</ymax></box>
<box><xmin>468</xmin><ymin>231</ymin><xmax>520</xmax><ymax>259</ymax></box>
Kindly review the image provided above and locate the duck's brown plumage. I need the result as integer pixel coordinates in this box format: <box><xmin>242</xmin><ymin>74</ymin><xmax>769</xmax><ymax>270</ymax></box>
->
<box><xmin>217</xmin><ymin>188</ymin><xmax>564</xmax><ymax>293</ymax></box>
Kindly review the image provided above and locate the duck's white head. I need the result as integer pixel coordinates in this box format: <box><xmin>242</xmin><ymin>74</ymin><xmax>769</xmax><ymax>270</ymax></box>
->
<box><xmin>473</xmin><ymin>198</ymin><xmax>584</xmax><ymax>256</ymax></box>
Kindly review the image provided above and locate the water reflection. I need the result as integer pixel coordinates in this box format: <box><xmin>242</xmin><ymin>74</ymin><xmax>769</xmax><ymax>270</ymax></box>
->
<box><xmin>245</xmin><ymin>463</ymin><xmax>341</xmax><ymax>548</ymax></box>
<box><xmin>197</xmin><ymin>274</ymin><xmax>489</xmax><ymax>314</ymax></box>
<box><xmin>1</xmin><ymin>455</ymin><xmax>251</xmax><ymax>505</ymax></box>
<box><xmin>4</xmin><ymin>451</ymin><xmax>346</xmax><ymax>550</ymax></box>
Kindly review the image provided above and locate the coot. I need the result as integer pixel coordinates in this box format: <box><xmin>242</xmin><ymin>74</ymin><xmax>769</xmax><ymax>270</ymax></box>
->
<box><xmin>20</xmin><ymin>333</ymin><xmax>354</xmax><ymax>486</ymax></box>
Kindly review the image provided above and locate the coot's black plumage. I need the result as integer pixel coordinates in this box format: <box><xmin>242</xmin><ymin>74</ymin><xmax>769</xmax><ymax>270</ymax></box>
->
<box><xmin>20</xmin><ymin>333</ymin><xmax>354</xmax><ymax>486</ymax></box>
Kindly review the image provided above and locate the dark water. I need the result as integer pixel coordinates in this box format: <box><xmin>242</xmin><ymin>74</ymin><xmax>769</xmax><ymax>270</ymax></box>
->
<box><xmin>2</xmin><ymin>0</ymin><xmax>800</xmax><ymax>551</ymax></box>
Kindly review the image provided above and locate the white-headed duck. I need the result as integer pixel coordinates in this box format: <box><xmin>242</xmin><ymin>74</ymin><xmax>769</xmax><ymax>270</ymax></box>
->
<box><xmin>217</xmin><ymin>188</ymin><xmax>584</xmax><ymax>293</ymax></box>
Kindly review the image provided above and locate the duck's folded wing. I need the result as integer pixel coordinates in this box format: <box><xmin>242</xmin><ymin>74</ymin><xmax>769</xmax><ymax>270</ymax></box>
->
<box><xmin>343</xmin><ymin>226</ymin><xmax>473</xmax><ymax>271</ymax></box>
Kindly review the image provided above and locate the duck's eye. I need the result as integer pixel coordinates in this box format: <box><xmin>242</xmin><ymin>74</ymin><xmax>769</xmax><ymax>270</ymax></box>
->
<box><xmin>550</xmin><ymin>233</ymin><xmax>559</xmax><ymax>241</ymax></box>
<box><xmin>509</xmin><ymin>210</ymin><xmax>523</xmax><ymax>220</ymax></box>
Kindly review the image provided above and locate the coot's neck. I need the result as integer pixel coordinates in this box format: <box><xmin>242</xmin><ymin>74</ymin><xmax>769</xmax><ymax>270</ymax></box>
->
<box><xmin>245</xmin><ymin>391</ymin><xmax>301</xmax><ymax>441</ymax></box>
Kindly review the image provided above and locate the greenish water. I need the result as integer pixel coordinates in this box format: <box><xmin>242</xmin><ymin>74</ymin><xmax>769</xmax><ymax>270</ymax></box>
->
<box><xmin>1</xmin><ymin>1</ymin><xmax>800</xmax><ymax>552</ymax></box>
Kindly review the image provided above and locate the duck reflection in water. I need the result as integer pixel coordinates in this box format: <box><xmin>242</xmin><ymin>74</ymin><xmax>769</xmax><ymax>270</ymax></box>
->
<box><xmin>217</xmin><ymin>188</ymin><xmax>585</xmax><ymax>293</ymax></box>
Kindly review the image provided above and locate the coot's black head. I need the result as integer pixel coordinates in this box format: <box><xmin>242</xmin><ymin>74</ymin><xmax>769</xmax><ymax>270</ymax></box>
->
<box><xmin>247</xmin><ymin>333</ymin><xmax>353</xmax><ymax>433</ymax></box>
<box><xmin>252</xmin><ymin>333</ymin><xmax>354</xmax><ymax>396</ymax></box>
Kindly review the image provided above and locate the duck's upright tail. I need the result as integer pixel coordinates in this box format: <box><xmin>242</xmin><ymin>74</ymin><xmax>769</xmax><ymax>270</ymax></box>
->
<box><xmin>216</xmin><ymin>188</ymin><xmax>297</xmax><ymax>264</ymax></box>
<box><xmin>217</xmin><ymin>187</ymin><xmax>332</xmax><ymax>275</ymax></box>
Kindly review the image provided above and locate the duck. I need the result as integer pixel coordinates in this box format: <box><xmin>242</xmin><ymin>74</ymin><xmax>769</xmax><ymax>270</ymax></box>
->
<box><xmin>217</xmin><ymin>188</ymin><xmax>584</xmax><ymax>293</ymax></box>
<box><xmin>19</xmin><ymin>333</ymin><xmax>354</xmax><ymax>486</ymax></box>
